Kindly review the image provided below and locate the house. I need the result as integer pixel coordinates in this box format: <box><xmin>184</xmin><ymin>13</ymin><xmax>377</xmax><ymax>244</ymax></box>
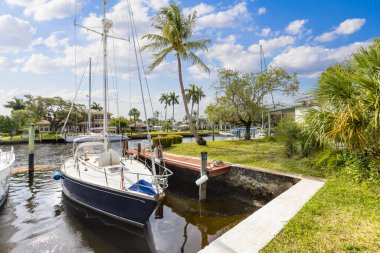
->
<box><xmin>128</xmin><ymin>122</ymin><xmax>148</xmax><ymax>132</ymax></box>
<box><xmin>267</xmin><ymin>95</ymin><xmax>318</xmax><ymax>134</ymax></box>
<box><xmin>36</xmin><ymin>119</ymin><xmax>51</xmax><ymax>132</ymax></box>
<box><xmin>63</xmin><ymin>110</ymin><xmax>113</xmax><ymax>133</ymax></box>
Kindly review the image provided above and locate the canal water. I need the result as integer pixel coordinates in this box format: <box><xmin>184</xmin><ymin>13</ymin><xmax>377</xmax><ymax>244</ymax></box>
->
<box><xmin>0</xmin><ymin>138</ymin><xmax>257</xmax><ymax>253</ymax></box>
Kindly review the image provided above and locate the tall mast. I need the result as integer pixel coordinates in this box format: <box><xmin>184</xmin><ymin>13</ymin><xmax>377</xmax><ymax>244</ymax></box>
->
<box><xmin>102</xmin><ymin>0</ymin><xmax>112</xmax><ymax>150</ymax></box>
<box><xmin>87</xmin><ymin>57</ymin><xmax>92</xmax><ymax>133</ymax></box>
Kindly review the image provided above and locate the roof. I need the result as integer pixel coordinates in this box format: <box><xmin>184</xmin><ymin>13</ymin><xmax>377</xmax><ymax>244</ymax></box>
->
<box><xmin>268</xmin><ymin>106</ymin><xmax>296</xmax><ymax>113</ymax></box>
<box><xmin>36</xmin><ymin>119</ymin><xmax>51</xmax><ymax>125</ymax></box>
<box><xmin>91</xmin><ymin>110</ymin><xmax>113</xmax><ymax>115</ymax></box>
<box><xmin>128</xmin><ymin>122</ymin><xmax>147</xmax><ymax>127</ymax></box>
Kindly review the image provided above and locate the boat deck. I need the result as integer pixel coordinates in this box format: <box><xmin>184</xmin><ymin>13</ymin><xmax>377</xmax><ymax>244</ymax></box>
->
<box><xmin>62</xmin><ymin>156</ymin><xmax>156</xmax><ymax>199</ymax></box>
<box><xmin>127</xmin><ymin>149</ymin><xmax>231</xmax><ymax>177</ymax></box>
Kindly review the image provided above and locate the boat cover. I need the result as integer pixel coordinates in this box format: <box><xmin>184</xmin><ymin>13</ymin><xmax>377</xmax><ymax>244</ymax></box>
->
<box><xmin>128</xmin><ymin>179</ymin><xmax>156</xmax><ymax>196</ymax></box>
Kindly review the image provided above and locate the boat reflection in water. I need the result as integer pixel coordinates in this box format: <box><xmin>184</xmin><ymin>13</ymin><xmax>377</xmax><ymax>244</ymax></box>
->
<box><xmin>62</xmin><ymin>194</ymin><xmax>157</xmax><ymax>253</ymax></box>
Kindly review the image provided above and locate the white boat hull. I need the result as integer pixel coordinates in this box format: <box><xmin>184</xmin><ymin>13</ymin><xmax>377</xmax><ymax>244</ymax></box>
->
<box><xmin>0</xmin><ymin>149</ymin><xmax>15</xmax><ymax>208</ymax></box>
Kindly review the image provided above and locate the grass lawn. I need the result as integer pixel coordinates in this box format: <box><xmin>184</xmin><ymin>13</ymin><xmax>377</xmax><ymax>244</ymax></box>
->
<box><xmin>166</xmin><ymin>139</ymin><xmax>380</xmax><ymax>252</ymax></box>
<box><xmin>166</xmin><ymin>139</ymin><xmax>324</xmax><ymax>177</ymax></box>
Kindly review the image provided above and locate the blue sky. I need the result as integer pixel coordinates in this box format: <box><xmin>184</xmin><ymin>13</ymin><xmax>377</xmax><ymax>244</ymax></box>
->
<box><xmin>0</xmin><ymin>0</ymin><xmax>379</xmax><ymax>120</ymax></box>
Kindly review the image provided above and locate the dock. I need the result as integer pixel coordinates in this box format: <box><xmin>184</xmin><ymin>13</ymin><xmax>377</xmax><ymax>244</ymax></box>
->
<box><xmin>127</xmin><ymin>149</ymin><xmax>231</xmax><ymax>177</ymax></box>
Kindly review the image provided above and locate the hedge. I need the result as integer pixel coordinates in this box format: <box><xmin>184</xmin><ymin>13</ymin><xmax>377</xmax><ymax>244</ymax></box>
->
<box><xmin>152</xmin><ymin>136</ymin><xmax>173</xmax><ymax>148</ymax></box>
<box><xmin>168</xmin><ymin>134</ymin><xmax>183</xmax><ymax>144</ymax></box>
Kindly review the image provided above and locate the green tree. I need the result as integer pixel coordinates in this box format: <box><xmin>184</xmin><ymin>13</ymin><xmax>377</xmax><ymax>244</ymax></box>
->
<box><xmin>195</xmin><ymin>86</ymin><xmax>206</xmax><ymax>129</ymax></box>
<box><xmin>258</xmin><ymin>67</ymin><xmax>299</xmax><ymax>108</ymax></box>
<box><xmin>185</xmin><ymin>84</ymin><xmax>197</xmax><ymax>118</ymax></box>
<box><xmin>24</xmin><ymin>95</ymin><xmax>86</xmax><ymax>131</ymax></box>
<box><xmin>110</xmin><ymin>116</ymin><xmax>129</xmax><ymax>133</ymax></box>
<box><xmin>142</xmin><ymin>4</ymin><xmax>211</xmax><ymax>145</ymax></box>
<box><xmin>211</xmin><ymin>68</ymin><xmax>299</xmax><ymax>140</ymax></box>
<box><xmin>0</xmin><ymin>115</ymin><xmax>20</xmax><ymax>138</ymax></box>
<box><xmin>159</xmin><ymin>93</ymin><xmax>170</xmax><ymax>121</ymax></box>
<box><xmin>168</xmin><ymin>91</ymin><xmax>179</xmax><ymax>125</ymax></box>
<box><xmin>128</xmin><ymin>108</ymin><xmax>140</xmax><ymax>128</ymax></box>
<box><xmin>162</xmin><ymin>121</ymin><xmax>172</xmax><ymax>132</ymax></box>
<box><xmin>4</xmin><ymin>97</ymin><xmax>26</xmax><ymax>111</ymax></box>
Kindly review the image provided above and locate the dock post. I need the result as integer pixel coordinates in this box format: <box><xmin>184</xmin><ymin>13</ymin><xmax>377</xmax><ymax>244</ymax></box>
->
<box><xmin>137</xmin><ymin>143</ymin><xmax>141</xmax><ymax>155</ymax></box>
<box><xmin>123</xmin><ymin>140</ymin><xmax>129</xmax><ymax>156</ymax></box>
<box><xmin>199</xmin><ymin>152</ymin><xmax>208</xmax><ymax>200</ymax></box>
<box><xmin>28</xmin><ymin>123</ymin><xmax>35</xmax><ymax>173</ymax></box>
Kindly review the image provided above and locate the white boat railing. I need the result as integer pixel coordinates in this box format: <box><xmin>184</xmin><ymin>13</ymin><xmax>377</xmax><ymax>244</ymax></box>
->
<box><xmin>72</xmin><ymin>155</ymin><xmax>172</xmax><ymax>193</ymax></box>
<box><xmin>0</xmin><ymin>147</ymin><xmax>14</xmax><ymax>165</ymax></box>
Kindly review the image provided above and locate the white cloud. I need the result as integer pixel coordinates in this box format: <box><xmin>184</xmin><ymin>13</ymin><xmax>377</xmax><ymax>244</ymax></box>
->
<box><xmin>286</xmin><ymin>19</ymin><xmax>308</xmax><ymax>35</ymax></box>
<box><xmin>336</xmin><ymin>18</ymin><xmax>366</xmax><ymax>35</ymax></box>
<box><xmin>271</xmin><ymin>41</ymin><xmax>369</xmax><ymax>77</ymax></box>
<box><xmin>249</xmin><ymin>36</ymin><xmax>295</xmax><ymax>56</ymax></box>
<box><xmin>315</xmin><ymin>18</ymin><xmax>366</xmax><ymax>42</ymax></box>
<box><xmin>0</xmin><ymin>15</ymin><xmax>36</xmax><ymax>52</ymax></box>
<box><xmin>259</xmin><ymin>27</ymin><xmax>271</xmax><ymax>37</ymax></box>
<box><xmin>196</xmin><ymin>2</ymin><xmax>250</xmax><ymax>30</ymax></box>
<box><xmin>205</xmin><ymin>35</ymin><xmax>295</xmax><ymax>73</ymax></box>
<box><xmin>187</xmin><ymin>64</ymin><xmax>217</xmax><ymax>80</ymax></box>
<box><xmin>257</xmin><ymin>7</ymin><xmax>266</xmax><ymax>15</ymax></box>
<box><xmin>5</xmin><ymin>0</ymin><xmax>78</xmax><ymax>21</ymax></box>
<box><xmin>44</xmin><ymin>32</ymin><xmax>69</xmax><ymax>48</ymax></box>
<box><xmin>205</xmin><ymin>35</ymin><xmax>260</xmax><ymax>72</ymax></box>
<box><xmin>184</xmin><ymin>3</ymin><xmax>215</xmax><ymax>16</ymax></box>
<box><xmin>0</xmin><ymin>57</ymin><xmax>7</xmax><ymax>69</ymax></box>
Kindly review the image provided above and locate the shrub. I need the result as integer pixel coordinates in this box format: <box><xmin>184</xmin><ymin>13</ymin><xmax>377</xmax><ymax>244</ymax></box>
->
<box><xmin>152</xmin><ymin>136</ymin><xmax>173</xmax><ymax>148</ymax></box>
<box><xmin>168</xmin><ymin>134</ymin><xmax>183</xmax><ymax>144</ymax></box>
<box><xmin>275</xmin><ymin>117</ymin><xmax>302</xmax><ymax>157</ymax></box>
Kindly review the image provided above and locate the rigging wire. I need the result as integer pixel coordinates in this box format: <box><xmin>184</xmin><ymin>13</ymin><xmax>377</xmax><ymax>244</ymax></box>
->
<box><xmin>61</xmin><ymin>64</ymin><xmax>89</xmax><ymax>133</ymax></box>
<box><xmin>128</xmin><ymin>2</ymin><xmax>155</xmax><ymax>118</ymax></box>
<box><xmin>126</xmin><ymin>0</ymin><xmax>150</xmax><ymax>138</ymax></box>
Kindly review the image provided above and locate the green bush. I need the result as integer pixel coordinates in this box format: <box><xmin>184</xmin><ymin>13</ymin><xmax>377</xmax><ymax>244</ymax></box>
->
<box><xmin>276</xmin><ymin>117</ymin><xmax>302</xmax><ymax>157</ymax></box>
<box><xmin>168</xmin><ymin>134</ymin><xmax>183</xmax><ymax>144</ymax></box>
<box><xmin>152</xmin><ymin>136</ymin><xmax>173</xmax><ymax>148</ymax></box>
<box><xmin>310</xmin><ymin>149</ymin><xmax>380</xmax><ymax>183</ymax></box>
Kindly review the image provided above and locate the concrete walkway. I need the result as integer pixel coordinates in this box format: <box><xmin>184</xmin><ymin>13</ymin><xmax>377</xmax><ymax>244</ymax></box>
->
<box><xmin>199</xmin><ymin>178</ymin><xmax>325</xmax><ymax>253</ymax></box>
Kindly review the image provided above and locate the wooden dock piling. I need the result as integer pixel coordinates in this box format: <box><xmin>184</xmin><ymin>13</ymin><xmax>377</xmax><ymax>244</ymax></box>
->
<box><xmin>28</xmin><ymin>123</ymin><xmax>35</xmax><ymax>173</ymax></box>
<box><xmin>199</xmin><ymin>152</ymin><xmax>208</xmax><ymax>200</ymax></box>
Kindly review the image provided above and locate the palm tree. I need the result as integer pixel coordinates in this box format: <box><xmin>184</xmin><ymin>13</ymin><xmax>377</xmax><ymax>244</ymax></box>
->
<box><xmin>304</xmin><ymin>39</ymin><xmax>380</xmax><ymax>151</ymax></box>
<box><xmin>159</xmin><ymin>93</ymin><xmax>170</xmax><ymax>121</ymax></box>
<box><xmin>142</xmin><ymin>4</ymin><xmax>211</xmax><ymax>145</ymax></box>
<box><xmin>128</xmin><ymin>108</ymin><xmax>140</xmax><ymax>128</ymax></box>
<box><xmin>168</xmin><ymin>91</ymin><xmax>179</xmax><ymax>126</ymax></box>
<box><xmin>185</xmin><ymin>84</ymin><xmax>197</xmax><ymax>118</ymax></box>
<box><xmin>91</xmin><ymin>102</ymin><xmax>103</xmax><ymax>111</ymax></box>
<box><xmin>195</xmin><ymin>86</ymin><xmax>206</xmax><ymax>129</ymax></box>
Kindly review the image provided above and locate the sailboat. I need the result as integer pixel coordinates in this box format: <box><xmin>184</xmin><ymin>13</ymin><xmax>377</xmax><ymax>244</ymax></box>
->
<box><xmin>62</xmin><ymin>58</ymin><xmax>128</xmax><ymax>143</ymax></box>
<box><xmin>57</xmin><ymin>0</ymin><xmax>172</xmax><ymax>226</ymax></box>
<box><xmin>0</xmin><ymin>147</ymin><xmax>15</xmax><ymax>209</ymax></box>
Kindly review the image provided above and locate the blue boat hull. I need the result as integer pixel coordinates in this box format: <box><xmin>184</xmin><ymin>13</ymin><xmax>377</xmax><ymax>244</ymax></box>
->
<box><xmin>61</xmin><ymin>173</ymin><xmax>157</xmax><ymax>226</ymax></box>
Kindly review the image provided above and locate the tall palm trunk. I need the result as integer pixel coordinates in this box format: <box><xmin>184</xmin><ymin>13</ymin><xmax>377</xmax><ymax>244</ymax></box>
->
<box><xmin>176</xmin><ymin>54</ymin><xmax>206</xmax><ymax>145</ymax></box>
<box><xmin>172</xmin><ymin>104</ymin><xmax>175</xmax><ymax>127</ymax></box>
<box><xmin>164</xmin><ymin>104</ymin><xmax>167</xmax><ymax>121</ymax></box>
<box><xmin>196</xmin><ymin>101</ymin><xmax>200</xmax><ymax>129</ymax></box>
<box><xmin>191</xmin><ymin>100</ymin><xmax>195</xmax><ymax>119</ymax></box>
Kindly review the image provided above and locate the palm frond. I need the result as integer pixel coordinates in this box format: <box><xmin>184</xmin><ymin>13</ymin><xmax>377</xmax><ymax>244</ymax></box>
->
<box><xmin>187</xmin><ymin>51</ymin><xmax>210</xmax><ymax>74</ymax></box>
<box><xmin>148</xmin><ymin>46</ymin><xmax>174</xmax><ymax>72</ymax></box>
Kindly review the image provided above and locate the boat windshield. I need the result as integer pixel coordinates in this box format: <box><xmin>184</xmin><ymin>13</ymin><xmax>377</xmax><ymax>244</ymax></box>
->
<box><xmin>74</xmin><ymin>142</ymin><xmax>105</xmax><ymax>157</ymax></box>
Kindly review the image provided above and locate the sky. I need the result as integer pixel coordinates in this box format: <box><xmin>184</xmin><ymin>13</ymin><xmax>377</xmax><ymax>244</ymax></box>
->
<box><xmin>0</xmin><ymin>0</ymin><xmax>379</xmax><ymax>121</ymax></box>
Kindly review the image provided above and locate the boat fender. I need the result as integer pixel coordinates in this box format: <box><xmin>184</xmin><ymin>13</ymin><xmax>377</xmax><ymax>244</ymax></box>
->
<box><xmin>195</xmin><ymin>175</ymin><xmax>208</xmax><ymax>186</ymax></box>
<box><xmin>52</xmin><ymin>171</ymin><xmax>63</xmax><ymax>180</ymax></box>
